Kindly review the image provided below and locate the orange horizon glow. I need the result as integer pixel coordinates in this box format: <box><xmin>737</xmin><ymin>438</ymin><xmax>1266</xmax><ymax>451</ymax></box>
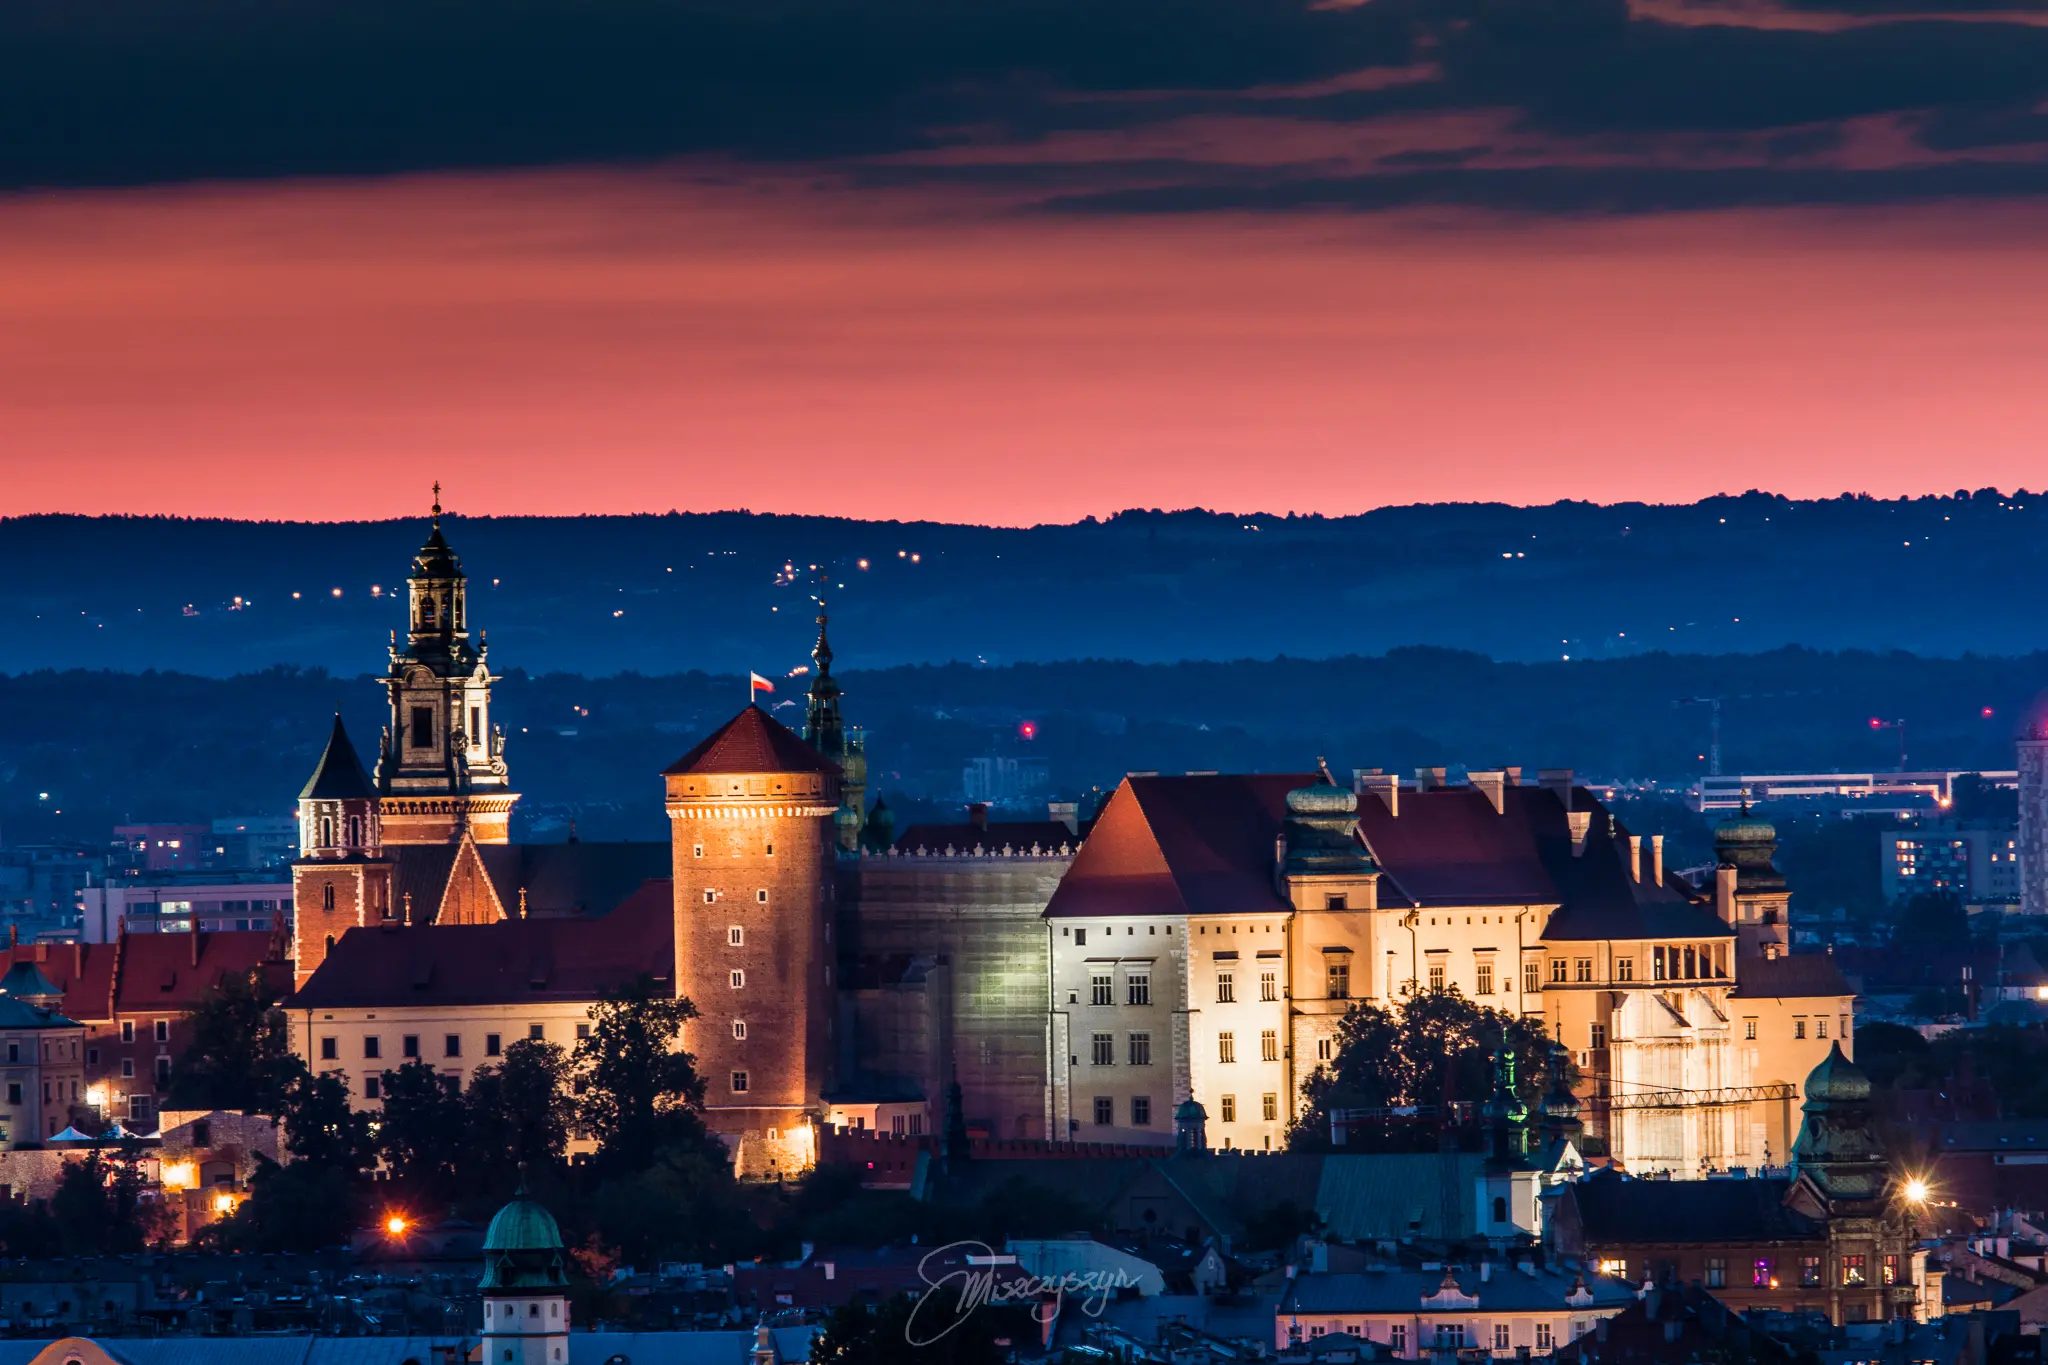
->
<box><xmin>4</xmin><ymin>172</ymin><xmax>2048</xmax><ymax>526</ymax></box>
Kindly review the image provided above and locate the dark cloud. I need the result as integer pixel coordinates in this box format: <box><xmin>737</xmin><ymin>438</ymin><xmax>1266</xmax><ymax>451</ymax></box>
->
<box><xmin>3</xmin><ymin>0</ymin><xmax>2048</xmax><ymax>212</ymax></box>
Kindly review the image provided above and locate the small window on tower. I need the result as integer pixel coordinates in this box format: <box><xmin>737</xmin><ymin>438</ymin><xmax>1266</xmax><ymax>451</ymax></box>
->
<box><xmin>756</xmin><ymin>889</ymin><xmax>769</xmax><ymax>904</ymax></box>
<box><xmin>410</xmin><ymin>707</ymin><xmax>435</xmax><ymax>749</ymax></box>
<box><xmin>732</xmin><ymin>1020</ymin><xmax>747</xmax><ymax>1040</ymax></box>
<box><xmin>728</xmin><ymin>926</ymin><xmax>744</xmax><ymax>947</ymax></box>
<box><xmin>322</xmin><ymin>885</ymin><xmax>335</xmax><ymax>912</ymax></box>
<box><xmin>703</xmin><ymin>889</ymin><xmax>716</xmax><ymax>904</ymax></box>
<box><xmin>469</xmin><ymin>706</ymin><xmax>481</xmax><ymax>743</ymax></box>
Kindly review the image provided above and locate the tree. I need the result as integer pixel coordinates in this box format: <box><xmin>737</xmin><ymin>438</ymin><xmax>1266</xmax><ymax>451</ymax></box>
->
<box><xmin>207</xmin><ymin>1154</ymin><xmax>363</xmax><ymax>1253</ymax></box>
<box><xmin>274</xmin><ymin>1062</ymin><xmax>375</xmax><ymax>1175</ymax></box>
<box><xmin>167</xmin><ymin>968</ymin><xmax>294</xmax><ymax>1113</ymax></box>
<box><xmin>1289</xmin><ymin>987</ymin><xmax>1561</xmax><ymax>1150</ymax></box>
<box><xmin>573</xmin><ymin>977</ymin><xmax>711</xmax><ymax>1170</ymax></box>
<box><xmin>51</xmin><ymin>1145</ymin><xmax>165</xmax><ymax>1255</ymax></box>
<box><xmin>377</xmin><ymin>1061</ymin><xmax>467</xmax><ymax>1203</ymax></box>
<box><xmin>464</xmin><ymin>1039</ymin><xmax>575</xmax><ymax>1194</ymax></box>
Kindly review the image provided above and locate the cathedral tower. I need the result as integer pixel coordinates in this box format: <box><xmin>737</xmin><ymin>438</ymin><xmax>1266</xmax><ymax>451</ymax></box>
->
<box><xmin>664</xmin><ymin>706</ymin><xmax>840</xmax><ymax>1176</ymax></box>
<box><xmin>376</xmin><ymin>487</ymin><xmax>519</xmax><ymax>845</ymax></box>
<box><xmin>803</xmin><ymin>605</ymin><xmax>866</xmax><ymax>853</ymax></box>
<box><xmin>291</xmin><ymin>715</ymin><xmax>394</xmax><ymax>989</ymax></box>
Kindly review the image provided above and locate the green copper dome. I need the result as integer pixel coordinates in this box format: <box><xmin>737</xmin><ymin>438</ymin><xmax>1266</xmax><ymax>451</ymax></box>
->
<box><xmin>1286</xmin><ymin>781</ymin><xmax>1356</xmax><ymax>817</ymax></box>
<box><xmin>1801</xmin><ymin>1041</ymin><xmax>1871</xmax><ymax>1105</ymax></box>
<box><xmin>1714</xmin><ymin>812</ymin><xmax>1777</xmax><ymax>845</ymax></box>
<box><xmin>484</xmin><ymin>1193</ymin><xmax>563</xmax><ymax>1254</ymax></box>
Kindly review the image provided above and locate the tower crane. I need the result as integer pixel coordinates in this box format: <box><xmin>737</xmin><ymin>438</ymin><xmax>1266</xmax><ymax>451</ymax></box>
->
<box><xmin>1673</xmin><ymin>696</ymin><xmax>1723</xmax><ymax>776</ymax></box>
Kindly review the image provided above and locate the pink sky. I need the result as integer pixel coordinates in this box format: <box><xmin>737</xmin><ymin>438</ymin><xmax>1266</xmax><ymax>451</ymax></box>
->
<box><xmin>2</xmin><ymin>170</ymin><xmax>2046</xmax><ymax>525</ymax></box>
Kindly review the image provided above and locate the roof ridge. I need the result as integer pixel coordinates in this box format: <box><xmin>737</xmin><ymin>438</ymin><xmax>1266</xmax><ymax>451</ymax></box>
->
<box><xmin>1123</xmin><ymin>781</ymin><xmax>1195</xmax><ymax>917</ymax></box>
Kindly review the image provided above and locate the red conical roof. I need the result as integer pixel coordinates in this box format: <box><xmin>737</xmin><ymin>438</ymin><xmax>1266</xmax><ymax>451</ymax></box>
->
<box><xmin>662</xmin><ymin>705</ymin><xmax>836</xmax><ymax>777</ymax></box>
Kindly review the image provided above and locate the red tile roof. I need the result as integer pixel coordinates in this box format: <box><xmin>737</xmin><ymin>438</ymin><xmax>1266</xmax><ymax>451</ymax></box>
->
<box><xmin>661</xmin><ymin>705</ymin><xmax>836</xmax><ymax>777</ymax></box>
<box><xmin>0</xmin><ymin>932</ymin><xmax>284</xmax><ymax>1024</ymax></box>
<box><xmin>1047</xmin><ymin>772</ymin><xmax>1731</xmax><ymax>943</ymax></box>
<box><xmin>290</xmin><ymin>878</ymin><xmax>675</xmax><ymax>1009</ymax></box>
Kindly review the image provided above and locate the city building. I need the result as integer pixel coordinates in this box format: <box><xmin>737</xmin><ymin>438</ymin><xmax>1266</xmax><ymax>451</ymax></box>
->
<box><xmin>1550</xmin><ymin>1045</ymin><xmax>1935</xmax><ymax>1326</ymax></box>
<box><xmin>1276</xmin><ymin>1265</ymin><xmax>1636</xmax><ymax>1357</ymax></box>
<box><xmin>0</xmin><ymin>962</ymin><xmax>88</xmax><ymax>1146</ymax></box>
<box><xmin>79</xmin><ymin>874</ymin><xmax>291</xmax><ymax>943</ymax></box>
<box><xmin>479</xmin><ymin>1180</ymin><xmax>571</xmax><ymax>1365</ymax></box>
<box><xmin>112</xmin><ymin>825</ymin><xmax>213</xmax><ymax>874</ymax></box>
<box><xmin>1881</xmin><ymin>821</ymin><xmax>2021</xmax><ymax>906</ymax></box>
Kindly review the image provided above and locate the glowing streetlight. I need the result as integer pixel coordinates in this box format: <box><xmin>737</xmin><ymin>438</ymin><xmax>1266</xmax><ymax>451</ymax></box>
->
<box><xmin>385</xmin><ymin>1214</ymin><xmax>409</xmax><ymax>1237</ymax></box>
<box><xmin>1904</xmin><ymin>1178</ymin><xmax>1930</xmax><ymax>1205</ymax></box>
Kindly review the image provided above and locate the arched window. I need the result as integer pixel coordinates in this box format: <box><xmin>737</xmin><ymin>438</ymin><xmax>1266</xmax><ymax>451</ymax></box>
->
<box><xmin>348</xmin><ymin>815</ymin><xmax>362</xmax><ymax>847</ymax></box>
<box><xmin>1493</xmin><ymin>1196</ymin><xmax>1508</xmax><ymax>1223</ymax></box>
<box><xmin>319</xmin><ymin>816</ymin><xmax>333</xmax><ymax>848</ymax></box>
<box><xmin>421</xmin><ymin>596</ymin><xmax>437</xmax><ymax>625</ymax></box>
<box><xmin>529</xmin><ymin>1304</ymin><xmax>540</xmax><ymax>1318</ymax></box>
<box><xmin>322</xmin><ymin>884</ymin><xmax>336</xmax><ymax>911</ymax></box>
<box><xmin>325</xmin><ymin>934</ymin><xmax>336</xmax><ymax>953</ymax></box>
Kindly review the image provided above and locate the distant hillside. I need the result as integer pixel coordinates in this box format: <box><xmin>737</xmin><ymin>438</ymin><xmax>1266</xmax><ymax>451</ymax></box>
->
<box><xmin>4</xmin><ymin>646</ymin><xmax>2044</xmax><ymax>846</ymax></box>
<box><xmin>3</xmin><ymin>490</ymin><xmax>2045</xmax><ymax>675</ymax></box>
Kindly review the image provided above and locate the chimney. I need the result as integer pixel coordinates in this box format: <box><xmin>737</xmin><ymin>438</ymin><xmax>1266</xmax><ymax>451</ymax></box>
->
<box><xmin>1627</xmin><ymin>834</ymin><xmax>1644</xmax><ymax>883</ymax></box>
<box><xmin>1650</xmin><ymin>834</ymin><xmax>1665</xmax><ymax>887</ymax></box>
<box><xmin>1538</xmin><ymin>768</ymin><xmax>1575</xmax><ymax>812</ymax></box>
<box><xmin>1469</xmin><ymin>771</ymin><xmax>1507</xmax><ymax>815</ymax></box>
<box><xmin>1358</xmin><ymin>772</ymin><xmax>1400</xmax><ymax>818</ymax></box>
<box><xmin>1415</xmin><ymin>767</ymin><xmax>1447</xmax><ymax>791</ymax></box>
<box><xmin>1715</xmin><ymin>865</ymin><xmax>1737</xmax><ymax>924</ymax></box>
<box><xmin>1567</xmin><ymin>810</ymin><xmax>1592</xmax><ymax>857</ymax></box>
<box><xmin>968</xmin><ymin>803</ymin><xmax>989</xmax><ymax>831</ymax></box>
<box><xmin>1048</xmin><ymin>801</ymin><xmax>1079</xmax><ymax>835</ymax></box>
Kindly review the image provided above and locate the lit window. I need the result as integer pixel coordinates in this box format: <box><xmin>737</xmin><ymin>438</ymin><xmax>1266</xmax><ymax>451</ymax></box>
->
<box><xmin>1327</xmin><ymin>962</ymin><xmax>1350</xmax><ymax>999</ymax></box>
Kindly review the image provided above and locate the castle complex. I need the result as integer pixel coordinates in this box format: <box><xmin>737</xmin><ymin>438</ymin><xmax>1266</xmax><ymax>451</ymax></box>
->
<box><xmin>288</xmin><ymin>503</ymin><xmax>1855</xmax><ymax>1177</ymax></box>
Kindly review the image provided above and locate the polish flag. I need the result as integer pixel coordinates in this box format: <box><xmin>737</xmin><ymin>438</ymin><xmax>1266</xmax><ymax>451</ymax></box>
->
<box><xmin>750</xmin><ymin>672</ymin><xmax>775</xmax><ymax>696</ymax></box>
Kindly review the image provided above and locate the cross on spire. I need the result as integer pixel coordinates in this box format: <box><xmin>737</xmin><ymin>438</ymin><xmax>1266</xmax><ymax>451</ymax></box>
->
<box><xmin>432</xmin><ymin>481</ymin><xmax>442</xmax><ymax>528</ymax></box>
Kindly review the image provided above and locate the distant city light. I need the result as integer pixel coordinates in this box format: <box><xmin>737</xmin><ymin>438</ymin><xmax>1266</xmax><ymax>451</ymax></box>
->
<box><xmin>292</xmin><ymin>591</ymin><xmax>302</xmax><ymax>599</ymax></box>
<box><xmin>331</xmin><ymin>587</ymin><xmax>343</xmax><ymax>597</ymax></box>
<box><xmin>857</xmin><ymin>559</ymin><xmax>870</xmax><ymax>570</ymax></box>
<box><xmin>1983</xmin><ymin>707</ymin><xmax>1996</xmax><ymax>718</ymax></box>
<box><xmin>910</xmin><ymin>553</ymin><xmax>921</xmax><ymax>564</ymax></box>
<box><xmin>1020</xmin><ymin>722</ymin><xmax>1037</xmax><ymax>740</ymax></box>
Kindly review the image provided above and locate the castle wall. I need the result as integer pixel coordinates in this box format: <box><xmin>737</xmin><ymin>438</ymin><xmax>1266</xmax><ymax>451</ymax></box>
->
<box><xmin>844</xmin><ymin>853</ymin><xmax>1066</xmax><ymax>1141</ymax></box>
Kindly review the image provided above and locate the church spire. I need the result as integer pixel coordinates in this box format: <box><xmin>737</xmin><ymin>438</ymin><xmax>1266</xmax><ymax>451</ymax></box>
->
<box><xmin>802</xmin><ymin>602</ymin><xmax>866</xmax><ymax>854</ymax></box>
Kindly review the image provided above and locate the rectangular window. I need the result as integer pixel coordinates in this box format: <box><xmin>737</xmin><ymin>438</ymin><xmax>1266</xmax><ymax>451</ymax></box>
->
<box><xmin>1217</xmin><ymin>972</ymin><xmax>1235</xmax><ymax>1003</ymax></box>
<box><xmin>1653</xmin><ymin>946</ymin><xmax>1667</xmax><ymax>981</ymax></box>
<box><xmin>363</xmin><ymin>1074</ymin><xmax>382</xmax><ymax>1100</ymax></box>
<box><xmin>693</xmin><ymin>844</ymin><xmax>704</xmax><ymax>858</ymax></box>
<box><xmin>4</xmin><ymin>1084</ymin><xmax>17</xmax><ymax>1106</ymax></box>
<box><xmin>1093</xmin><ymin>1096</ymin><xmax>1114</xmax><ymax>1125</ymax></box>
<box><xmin>1428</xmin><ymin>964</ymin><xmax>1446</xmax><ymax>992</ymax></box>
<box><xmin>730</xmin><ymin>969</ymin><xmax>746</xmax><ymax>988</ymax></box>
<box><xmin>85</xmin><ymin>1048</ymin><xmax>97</xmax><ymax>1067</ymax></box>
<box><xmin>363</xmin><ymin>1036</ymin><xmax>381</xmax><ymax>1059</ymax></box>
<box><xmin>485</xmin><ymin>1033</ymin><xmax>501</xmax><ymax>1057</ymax></box>
<box><xmin>1131</xmin><ymin>1095</ymin><xmax>1151</xmax><ymax>1126</ymax></box>
<box><xmin>121</xmin><ymin>1059</ymin><xmax>135</xmax><ymax>1078</ymax></box>
<box><xmin>469</xmin><ymin>705</ymin><xmax>481</xmax><ymax>743</ymax></box>
<box><xmin>1525</xmin><ymin>961</ymin><xmax>1542</xmax><ymax>994</ymax></box>
<box><xmin>1551</xmin><ymin>957</ymin><xmax>1568</xmax><ymax>984</ymax></box>
<box><xmin>1393</xmin><ymin>1326</ymin><xmax>1409</xmax><ymax>1353</ymax></box>
<box><xmin>1590</xmin><ymin>1023</ymin><xmax>1607</xmax><ymax>1049</ymax></box>
<box><xmin>1127</xmin><ymin>973</ymin><xmax>1150</xmax><ymax>1006</ymax></box>
<box><xmin>529</xmin><ymin>1024</ymin><xmax>544</xmax><ymax>1040</ymax></box>
<box><xmin>410</xmin><ymin>706</ymin><xmax>435</xmax><ymax>749</ymax></box>
<box><xmin>1794</xmin><ymin>1019</ymin><xmax>1807</xmax><ymax>1039</ymax></box>
<box><xmin>731</xmin><ymin>1071</ymin><xmax>748</xmax><ymax>1093</ymax></box>
<box><xmin>755</xmin><ymin>889</ymin><xmax>769</xmax><ymax>904</ymax></box>
<box><xmin>1744</xmin><ymin>1019</ymin><xmax>1757</xmax><ymax>1041</ymax></box>
<box><xmin>1073</xmin><ymin>928</ymin><xmax>1085</xmax><ymax>946</ymax></box>
<box><xmin>1328</xmin><ymin>962</ymin><xmax>1350</xmax><ymax>999</ymax></box>
<box><xmin>1218</xmin><ymin>1032</ymin><xmax>1235</xmax><ymax>1063</ymax></box>
<box><xmin>1262</xmin><ymin>1093</ymin><xmax>1278</xmax><ymax>1122</ymax></box>
<box><xmin>1800</xmin><ymin>1256</ymin><xmax>1822</xmax><ymax>1287</ymax></box>
<box><xmin>1615</xmin><ymin>956</ymin><xmax>1634</xmax><ymax>982</ymax></box>
<box><xmin>1883</xmin><ymin>1255</ymin><xmax>1900</xmax><ymax>1286</ymax></box>
<box><xmin>320</xmin><ymin>1037</ymin><xmax>338</xmax><ymax>1061</ymax></box>
<box><xmin>1494</xmin><ymin>1323</ymin><xmax>1511</xmax><ymax>1351</ymax></box>
<box><xmin>577</xmin><ymin>1023</ymin><xmax>591</xmax><ymax>1041</ymax></box>
<box><xmin>1705</xmin><ymin>1257</ymin><xmax>1726</xmax><ymax>1289</ymax></box>
<box><xmin>444</xmin><ymin>1035</ymin><xmax>461</xmax><ymax>1058</ymax></box>
<box><xmin>1534</xmin><ymin>1324</ymin><xmax>1553</xmax><ymax>1350</ymax></box>
<box><xmin>1841</xmin><ymin>1256</ymin><xmax>1867</xmax><ymax>1287</ymax></box>
<box><xmin>1091</xmin><ymin>973</ymin><xmax>1113</xmax><ymax>1006</ymax></box>
<box><xmin>1317</xmin><ymin>1037</ymin><xmax>1334</xmax><ymax>1062</ymax></box>
<box><xmin>1817</xmin><ymin>1018</ymin><xmax>1828</xmax><ymax>1039</ymax></box>
<box><xmin>1575</xmin><ymin>958</ymin><xmax>1593</xmax><ymax>983</ymax></box>
<box><xmin>732</xmin><ymin>1020</ymin><xmax>747</xmax><ymax>1040</ymax></box>
<box><xmin>1091</xmin><ymin>1033</ymin><xmax>1114</xmax><ymax>1066</ymax></box>
<box><xmin>1475</xmin><ymin>962</ymin><xmax>1494</xmax><ymax>995</ymax></box>
<box><xmin>728</xmin><ymin>926</ymin><xmax>744</xmax><ymax>947</ymax></box>
<box><xmin>154</xmin><ymin>1057</ymin><xmax>171</xmax><ymax>1087</ymax></box>
<box><xmin>702</xmin><ymin>889</ymin><xmax>716</xmax><ymax>903</ymax></box>
<box><xmin>402</xmin><ymin>1034</ymin><xmax>420</xmax><ymax>1059</ymax></box>
<box><xmin>1220</xmin><ymin>1094</ymin><xmax>1236</xmax><ymax>1123</ymax></box>
<box><xmin>1753</xmin><ymin>1258</ymin><xmax>1774</xmax><ymax>1288</ymax></box>
<box><xmin>1261</xmin><ymin>1029</ymin><xmax>1279</xmax><ymax>1062</ymax></box>
<box><xmin>1261</xmin><ymin>970</ymin><xmax>1278</xmax><ymax>1002</ymax></box>
<box><xmin>1128</xmin><ymin>1032</ymin><xmax>1151</xmax><ymax>1066</ymax></box>
<box><xmin>121</xmin><ymin>1021</ymin><xmax>135</xmax><ymax>1044</ymax></box>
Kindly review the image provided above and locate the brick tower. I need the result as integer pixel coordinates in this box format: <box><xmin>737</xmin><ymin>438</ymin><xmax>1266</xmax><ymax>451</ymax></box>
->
<box><xmin>376</xmin><ymin>486</ymin><xmax>519</xmax><ymax>846</ymax></box>
<box><xmin>291</xmin><ymin>715</ymin><xmax>394</xmax><ymax>989</ymax></box>
<box><xmin>663</xmin><ymin>705</ymin><xmax>839</xmax><ymax>1177</ymax></box>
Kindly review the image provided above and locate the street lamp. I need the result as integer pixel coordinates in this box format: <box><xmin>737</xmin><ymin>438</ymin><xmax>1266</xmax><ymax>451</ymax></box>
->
<box><xmin>385</xmin><ymin>1214</ymin><xmax>409</xmax><ymax>1238</ymax></box>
